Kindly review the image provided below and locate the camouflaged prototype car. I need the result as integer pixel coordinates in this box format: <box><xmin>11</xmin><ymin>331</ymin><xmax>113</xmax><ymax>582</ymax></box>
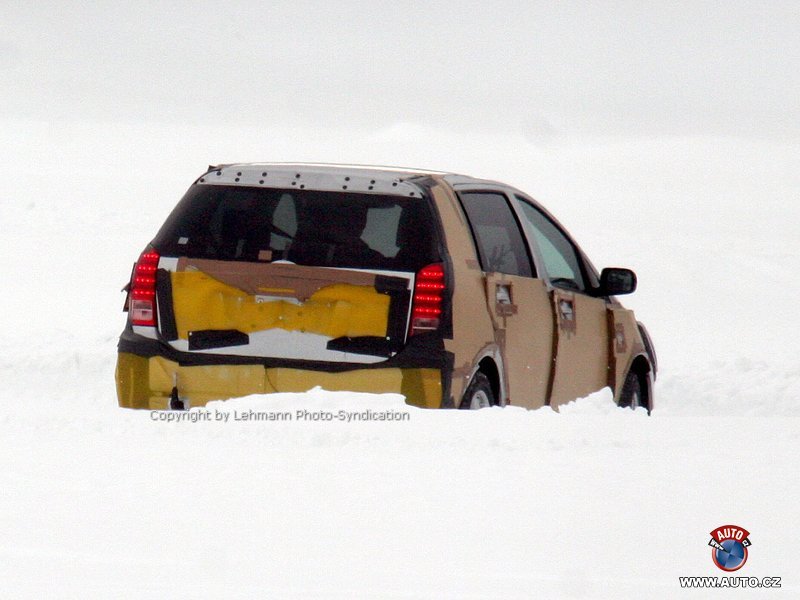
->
<box><xmin>116</xmin><ymin>163</ymin><xmax>656</xmax><ymax>411</ymax></box>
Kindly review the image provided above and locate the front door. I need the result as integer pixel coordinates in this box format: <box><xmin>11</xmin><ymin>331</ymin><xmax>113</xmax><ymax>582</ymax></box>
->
<box><xmin>516</xmin><ymin>200</ymin><xmax>610</xmax><ymax>407</ymax></box>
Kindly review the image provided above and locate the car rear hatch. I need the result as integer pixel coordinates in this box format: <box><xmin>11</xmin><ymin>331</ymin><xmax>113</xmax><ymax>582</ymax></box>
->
<box><xmin>137</xmin><ymin>167</ymin><xmax>444</xmax><ymax>366</ymax></box>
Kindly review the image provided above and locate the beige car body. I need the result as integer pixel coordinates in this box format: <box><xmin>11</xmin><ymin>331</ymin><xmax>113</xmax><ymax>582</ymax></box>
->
<box><xmin>116</xmin><ymin>164</ymin><xmax>655</xmax><ymax>411</ymax></box>
<box><xmin>428</xmin><ymin>175</ymin><xmax>653</xmax><ymax>410</ymax></box>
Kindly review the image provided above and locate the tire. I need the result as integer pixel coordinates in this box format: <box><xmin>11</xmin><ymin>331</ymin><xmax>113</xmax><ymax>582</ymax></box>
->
<box><xmin>619</xmin><ymin>369</ymin><xmax>646</xmax><ymax>410</ymax></box>
<box><xmin>459</xmin><ymin>371</ymin><xmax>495</xmax><ymax>410</ymax></box>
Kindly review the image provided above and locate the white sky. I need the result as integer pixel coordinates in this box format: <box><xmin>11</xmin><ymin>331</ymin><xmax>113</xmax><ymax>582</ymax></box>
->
<box><xmin>3</xmin><ymin>1</ymin><xmax>799</xmax><ymax>139</ymax></box>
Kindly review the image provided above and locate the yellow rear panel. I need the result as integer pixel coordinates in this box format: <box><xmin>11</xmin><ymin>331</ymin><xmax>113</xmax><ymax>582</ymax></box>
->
<box><xmin>171</xmin><ymin>271</ymin><xmax>390</xmax><ymax>340</ymax></box>
<box><xmin>116</xmin><ymin>352</ymin><xmax>441</xmax><ymax>409</ymax></box>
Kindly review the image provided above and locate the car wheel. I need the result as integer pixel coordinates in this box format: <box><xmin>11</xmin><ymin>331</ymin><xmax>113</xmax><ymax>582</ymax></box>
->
<box><xmin>619</xmin><ymin>369</ymin><xmax>645</xmax><ymax>410</ymax></box>
<box><xmin>459</xmin><ymin>371</ymin><xmax>495</xmax><ymax>410</ymax></box>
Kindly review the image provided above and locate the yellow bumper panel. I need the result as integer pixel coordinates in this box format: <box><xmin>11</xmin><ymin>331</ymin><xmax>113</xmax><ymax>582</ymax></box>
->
<box><xmin>115</xmin><ymin>352</ymin><xmax>442</xmax><ymax>409</ymax></box>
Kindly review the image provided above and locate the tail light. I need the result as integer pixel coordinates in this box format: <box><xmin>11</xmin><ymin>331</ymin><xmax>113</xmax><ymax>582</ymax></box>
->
<box><xmin>130</xmin><ymin>248</ymin><xmax>160</xmax><ymax>327</ymax></box>
<box><xmin>409</xmin><ymin>263</ymin><xmax>445</xmax><ymax>336</ymax></box>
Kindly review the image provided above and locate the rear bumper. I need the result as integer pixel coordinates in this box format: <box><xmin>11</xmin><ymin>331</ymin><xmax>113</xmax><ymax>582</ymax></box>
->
<box><xmin>115</xmin><ymin>329</ymin><xmax>449</xmax><ymax>409</ymax></box>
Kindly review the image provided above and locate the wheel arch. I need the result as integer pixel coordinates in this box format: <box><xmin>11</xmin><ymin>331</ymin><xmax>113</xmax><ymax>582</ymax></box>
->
<box><xmin>628</xmin><ymin>353</ymin><xmax>654</xmax><ymax>412</ymax></box>
<box><xmin>477</xmin><ymin>356</ymin><xmax>502</xmax><ymax>406</ymax></box>
<box><xmin>636</xmin><ymin>321</ymin><xmax>657</xmax><ymax>379</ymax></box>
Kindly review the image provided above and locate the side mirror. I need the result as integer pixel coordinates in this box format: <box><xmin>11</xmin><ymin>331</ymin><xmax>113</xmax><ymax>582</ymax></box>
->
<box><xmin>600</xmin><ymin>267</ymin><xmax>637</xmax><ymax>296</ymax></box>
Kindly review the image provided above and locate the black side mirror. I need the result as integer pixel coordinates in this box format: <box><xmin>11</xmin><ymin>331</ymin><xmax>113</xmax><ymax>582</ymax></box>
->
<box><xmin>600</xmin><ymin>267</ymin><xmax>637</xmax><ymax>296</ymax></box>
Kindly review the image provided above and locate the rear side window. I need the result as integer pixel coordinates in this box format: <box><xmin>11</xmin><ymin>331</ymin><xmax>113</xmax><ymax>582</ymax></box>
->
<box><xmin>458</xmin><ymin>191</ymin><xmax>533</xmax><ymax>277</ymax></box>
<box><xmin>152</xmin><ymin>185</ymin><xmax>439</xmax><ymax>272</ymax></box>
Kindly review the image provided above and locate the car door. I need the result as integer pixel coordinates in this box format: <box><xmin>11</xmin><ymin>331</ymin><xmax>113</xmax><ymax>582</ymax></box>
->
<box><xmin>515</xmin><ymin>198</ymin><xmax>610</xmax><ymax>408</ymax></box>
<box><xmin>457</xmin><ymin>189</ymin><xmax>554</xmax><ymax>409</ymax></box>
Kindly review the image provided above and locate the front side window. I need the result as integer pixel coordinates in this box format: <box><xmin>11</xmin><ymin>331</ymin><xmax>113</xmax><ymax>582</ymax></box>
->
<box><xmin>517</xmin><ymin>198</ymin><xmax>586</xmax><ymax>292</ymax></box>
<box><xmin>459</xmin><ymin>191</ymin><xmax>533</xmax><ymax>277</ymax></box>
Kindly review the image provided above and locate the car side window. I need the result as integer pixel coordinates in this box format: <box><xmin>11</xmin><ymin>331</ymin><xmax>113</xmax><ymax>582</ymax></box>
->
<box><xmin>459</xmin><ymin>192</ymin><xmax>533</xmax><ymax>277</ymax></box>
<box><xmin>517</xmin><ymin>198</ymin><xmax>587</xmax><ymax>292</ymax></box>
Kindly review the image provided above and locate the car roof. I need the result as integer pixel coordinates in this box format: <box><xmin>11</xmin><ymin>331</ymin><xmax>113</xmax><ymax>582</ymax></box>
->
<box><xmin>207</xmin><ymin>162</ymin><xmax>505</xmax><ymax>185</ymax></box>
<box><xmin>199</xmin><ymin>162</ymin><xmax>508</xmax><ymax>196</ymax></box>
<box><xmin>210</xmin><ymin>162</ymin><xmax>444</xmax><ymax>177</ymax></box>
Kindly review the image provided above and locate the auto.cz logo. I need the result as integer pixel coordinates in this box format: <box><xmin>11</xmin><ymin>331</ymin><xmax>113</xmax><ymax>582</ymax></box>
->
<box><xmin>678</xmin><ymin>576</ymin><xmax>781</xmax><ymax>589</ymax></box>
<box><xmin>677</xmin><ymin>525</ymin><xmax>782</xmax><ymax>590</ymax></box>
<box><xmin>708</xmin><ymin>524</ymin><xmax>750</xmax><ymax>571</ymax></box>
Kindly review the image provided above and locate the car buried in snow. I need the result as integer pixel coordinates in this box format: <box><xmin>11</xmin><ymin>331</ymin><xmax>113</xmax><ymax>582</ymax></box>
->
<box><xmin>116</xmin><ymin>163</ymin><xmax>657</xmax><ymax>411</ymax></box>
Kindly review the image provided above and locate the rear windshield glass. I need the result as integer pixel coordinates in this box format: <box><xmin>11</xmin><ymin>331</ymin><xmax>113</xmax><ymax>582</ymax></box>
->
<box><xmin>152</xmin><ymin>184</ymin><xmax>440</xmax><ymax>272</ymax></box>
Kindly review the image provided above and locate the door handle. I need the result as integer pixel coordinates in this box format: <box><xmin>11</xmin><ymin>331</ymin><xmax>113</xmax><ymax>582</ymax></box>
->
<box><xmin>495</xmin><ymin>283</ymin><xmax>517</xmax><ymax>316</ymax></box>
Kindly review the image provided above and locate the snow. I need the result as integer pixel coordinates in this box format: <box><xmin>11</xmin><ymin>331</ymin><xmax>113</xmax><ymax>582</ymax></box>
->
<box><xmin>2</xmin><ymin>118</ymin><xmax>799</xmax><ymax>598</ymax></box>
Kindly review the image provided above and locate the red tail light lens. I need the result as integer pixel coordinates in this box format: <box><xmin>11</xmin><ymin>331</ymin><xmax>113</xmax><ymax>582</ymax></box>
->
<box><xmin>130</xmin><ymin>248</ymin><xmax>159</xmax><ymax>326</ymax></box>
<box><xmin>409</xmin><ymin>263</ymin><xmax>445</xmax><ymax>336</ymax></box>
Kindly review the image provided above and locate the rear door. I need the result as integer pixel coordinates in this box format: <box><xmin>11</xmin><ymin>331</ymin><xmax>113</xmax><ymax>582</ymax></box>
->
<box><xmin>457</xmin><ymin>189</ymin><xmax>554</xmax><ymax>408</ymax></box>
<box><xmin>150</xmin><ymin>183</ymin><xmax>439</xmax><ymax>365</ymax></box>
<box><xmin>516</xmin><ymin>198</ymin><xmax>610</xmax><ymax>407</ymax></box>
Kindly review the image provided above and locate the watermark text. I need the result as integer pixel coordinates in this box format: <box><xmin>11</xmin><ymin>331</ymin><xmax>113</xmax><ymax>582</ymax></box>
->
<box><xmin>150</xmin><ymin>408</ymin><xmax>411</xmax><ymax>423</ymax></box>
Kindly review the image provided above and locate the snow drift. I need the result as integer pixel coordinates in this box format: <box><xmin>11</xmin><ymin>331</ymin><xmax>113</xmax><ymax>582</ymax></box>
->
<box><xmin>1</xmin><ymin>119</ymin><xmax>798</xmax><ymax>598</ymax></box>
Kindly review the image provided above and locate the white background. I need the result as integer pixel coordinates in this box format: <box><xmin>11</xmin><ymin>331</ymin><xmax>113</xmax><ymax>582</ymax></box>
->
<box><xmin>1</xmin><ymin>2</ymin><xmax>798</xmax><ymax>597</ymax></box>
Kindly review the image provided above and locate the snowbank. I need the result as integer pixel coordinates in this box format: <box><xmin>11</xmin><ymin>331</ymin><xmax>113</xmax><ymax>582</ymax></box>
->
<box><xmin>1</xmin><ymin>119</ymin><xmax>798</xmax><ymax>597</ymax></box>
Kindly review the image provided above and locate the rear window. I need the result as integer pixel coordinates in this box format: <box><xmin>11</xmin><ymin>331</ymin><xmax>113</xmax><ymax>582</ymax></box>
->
<box><xmin>152</xmin><ymin>184</ymin><xmax>439</xmax><ymax>272</ymax></box>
